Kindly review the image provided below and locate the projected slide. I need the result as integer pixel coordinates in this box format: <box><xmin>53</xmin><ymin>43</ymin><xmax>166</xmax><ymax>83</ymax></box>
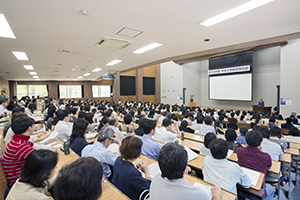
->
<box><xmin>209</xmin><ymin>74</ymin><xmax>252</xmax><ymax>101</ymax></box>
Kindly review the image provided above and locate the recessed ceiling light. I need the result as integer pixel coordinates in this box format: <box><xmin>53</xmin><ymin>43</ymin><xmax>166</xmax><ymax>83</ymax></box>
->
<box><xmin>23</xmin><ymin>65</ymin><xmax>34</xmax><ymax>70</ymax></box>
<box><xmin>92</xmin><ymin>68</ymin><xmax>102</xmax><ymax>72</ymax></box>
<box><xmin>12</xmin><ymin>51</ymin><xmax>29</xmax><ymax>60</ymax></box>
<box><xmin>78</xmin><ymin>76</ymin><xmax>83</xmax><ymax>79</ymax></box>
<box><xmin>33</xmin><ymin>76</ymin><xmax>39</xmax><ymax>79</ymax></box>
<box><xmin>133</xmin><ymin>43</ymin><xmax>162</xmax><ymax>54</ymax></box>
<box><xmin>106</xmin><ymin>60</ymin><xmax>122</xmax><ymax>66</ymax></box>
<box><xmin>83</xmin><ymin>73</ymin><xmax>91</xmax><ymax>76</ymax></box>
<box><xmin>0</xmin><ymin>14</ymin><xmax>16</xmax><ymax>39</ymax></box>
<box><xmin>199</xmin><ymin>0</ymin><xmax>274</xmax><ymax>27</ymax></box>
<box><xmin>29</xmin><ymin>72</ymin><xmax>37</xmax><ymax>75</ymax></box>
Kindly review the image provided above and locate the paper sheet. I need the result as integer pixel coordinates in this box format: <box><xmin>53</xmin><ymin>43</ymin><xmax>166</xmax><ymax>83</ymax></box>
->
<box><xmin>85</xmin><ymin>132</ymin><xmax>98</xmax><ymax>139</ymax></box>
<box><xmin>148</xmin><ymin>163</ymin><xmax>161</xmax><ymax>178</ymax></box>
<box><xmin>226</xmin><ymin>149</ymin><xmax>233</xmax><ymax>158</ymax></box>
<box><xmin>108</xmin><ymin>143</ymin><xmax>119</xmax><ymax>154</ymax></box>
<box><xmin>40</xmin><ymin>130</ymin><xmax>59</xmax><ymax>144</ymax></box>
<box><xmin>45</xmin><ymin>142</ymin><xmax>62</xmax><ymax>148</ymax></box>
<box><xmin>183</xmin><ymin>146</ymin><xmax>198</xmax><ymax>161</ymax></box>
<box><xmin>241</xmin><ymin>167</ymin><xmax>260</xmax><ymax>186</ymax></box>
<box><xmin>193</xmin><ymin>182</ymin><xmax>213</xmax><ymax>200</ymax></box>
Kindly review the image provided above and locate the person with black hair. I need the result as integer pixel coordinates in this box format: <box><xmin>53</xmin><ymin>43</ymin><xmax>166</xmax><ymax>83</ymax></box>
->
<box><xmin>82</xmin><ymin>126</ymin><xmax>120</xmax><ymax>179</ymax></box>
<box><xmin>235</xmin><ymin>126</ymin><xmax>248</xmax><ymax>145</ymax></box>
<box><xmin>3</xmin><ymin>107</ymin><xmax>25</xmax><ymax>137</ymax></box>
<box><xmin>157</xmin><ymin>111</ymin><xmax>168</xmax><ymax>124</ymax></box>
<box><xmin>2</xmin><ymin>117</ymin><xmax>37</xmax><ymax>188</ymax></box>
<box><xmin>53</xmin><ymin>157</ymin><xmax>104</xmax><ymax>200</ymax></box>
<box><xmin>140</xmin><ymin>119</ymin><xmax>161</xmax><ymax>160</ymax></box>
<box><xmin>283</xmin><ymin>127</ymin><xmax>300</xmax><ymax>143</ymax></box>
<box><xmin>121</xmin><ymin>113</ymin><xmax>135</xmax><ymax>136</ymax></box>
<box><xmin>179</xmin><ymin>120</ymin><xmax>194</xmax><ymax>133</ymax></box>
<box><xmin>200</xmin><ymin>132</ymin><xmax>217</xmax><ymax>157</ymax></box>
<box><xmin>199</xmin><ymin>117</ymin><xmax>216</xmax><ymax>136</ymax></box>
<box><xmin>154</xmin><ymin>118</ymin><xmax>180</xmax><ymax>143</ymax></box>
<box><xmin>182</xmin><ymin>113</ymin><xmax>193</xmax><ymax>126</ymax></box>
<box><xmin>237</xmin><ymin>131</ymin><xmax>274</xmax><ymax>200</ymax></box>
<box><xmin>69</xmin><ymin>107</ymin><xmax>77</xmax><ymax>122</ymax></box>
<box><xmin>112</xmin><ymin>136</ymin><xmax>151</xmax><ymax>200</ymax></box>
<box><xmin>46</xmin><ymin>108</ymin><xmax>56</xmax><ymax>131</ymax></box>
<box><xmin>0</xmin><ymin>97</ymin><xmax>8</xmax><ymax>117</ymax></box>
<box><xmin>70</xmin><ymin>119</ymin><xmax>92</xmax><ymax>156</ymax></box>
<box><xmin>281</xmin><ymin>117</ymin><xmax>294</xmax><ymax>129</ymax></box>
<box><xmin>134</xmin><ymin>117</ymin><xmax>146</xmax><ymax>136</ymax></box>
<box><xmin>97</xmin><ymin>116</ymin><xmax>109</xmax><ymax>131</ymax></box>
<box><xmin>214</xmin><ymin>115</ymin><xmax>226</xmax><ymax>129</ymax></box>
<box><xmin>150</xmin><ymin>143</ymin><xmax>222</xmax><ymax>200</ymax></box>
<box><xmin>6</xmin><ymin>150</ymin><xmax>58</xmax><ymax>200</ymax></box>
<box><xmin>227</xmin><ymin>117</ymin><xmax>238</xmax><ymax>130</ymax></box>
<box><xmin>225</xmin><ymin>128</ymin><xmax>242</xmax><ymax>150</ymax></box>
<box><xmin>203</xmin><ymin>139</ymin><xmax>251</xmax><ymax>194</ymax></box>
<box><xmin>108</xmin><ymin>118</ymin><xmax>125</xmax><ymax>141</ymax></box>
<box><xmin>54</xmin><ymin>110</ymin><xmax>71</xmax><ymax>141</ymax></box>
<box><xmin>84</xmin><ymin>112</ymin><xmax>96</xmax><ymax>132</ymax></box>
<box><xmin>269</xmin><ymin>126</ymin><xmax>287</xmax><ymax>150</ymax></box>
<box><xmin>77</xmin><ymin>111</ymin><xmax>86</xmax><ymax>119</ymax></box>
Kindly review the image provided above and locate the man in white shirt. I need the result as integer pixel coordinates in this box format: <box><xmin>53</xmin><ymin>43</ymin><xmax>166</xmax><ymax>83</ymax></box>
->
<box><xmin>55</xmin><ymin>110</ymin><xmax>72</xmax><ymax>141</ymax></box>
<box><xmin>157</xmin><ymin>111</ymin><xmax>168</xmax><ymax>124</ymax></box>
<box><xmin>199</xmin><ymin>117</ymin><xmax>216</xmax><ymax>136</ymax></box>
<box><xmin>108</xmin><ymin>118</ymin><xmax>125</xmax><ymax>141</ymax></box>
<box><xmin>153</xmin><ymin>118</ymin><xmax>180</xmax><ymax>143</ymax></box>
<box><xmin>203</xmin><ymin>139</ymin><xmax>251</xmax><ymax>194</ymax></box>
<box><xmin>0</xmin><ymin>97</ymin><xmax>8</xmax><ymax>117</ymax></box>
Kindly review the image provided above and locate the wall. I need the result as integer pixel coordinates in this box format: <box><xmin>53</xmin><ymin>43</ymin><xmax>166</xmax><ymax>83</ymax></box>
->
<box><xmin>0</xmin><ymin>77</ymin><xmax>9</xmax><ymax>98</ymax></box>
<box><xmin>160</xmin><ymin>46</ymin><xmax>281</xmax><ymax>110</ymax></box>
<box><xmin>280</xmin><ymin>39</ymin><xmax>300</xmax><ymax>117</ymax></box>
<box><xmin>160</xmin><ymin>61</ymin><xmax>183</xmax><ymax>104</ymax></box>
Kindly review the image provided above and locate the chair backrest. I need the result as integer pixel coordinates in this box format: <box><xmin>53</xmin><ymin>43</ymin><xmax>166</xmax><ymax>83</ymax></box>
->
<box><xmin>281</xmin><ymin>128</ymin><xmax>289</xmax><ymax>135</ymax></box>
<box><xmin>237</xmin><ymin>123</ymin><xmax>250</xmax><ymax>129</ymax></box>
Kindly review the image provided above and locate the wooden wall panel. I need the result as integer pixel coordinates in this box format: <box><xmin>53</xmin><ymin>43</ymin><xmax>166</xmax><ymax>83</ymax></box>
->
<box><xmin>120</xmin><ymin>70</ymin><xmax>136</xmax><ymax>77</ymax></box>
<box><xmin>0</xmin><ymin>77</ymin><xmax>9</xmax><ymax>98</ymax></box>
<box><xmin>17</xmin><ymin>81</ymin><xmax>48</xmax><ymax>85</ymax></box>
<box><xmin>143</xmin><ymin>95</ymin><xmax>156</xmax><ymax>104</ymax></box>
<box><xmin>92</xmin><ymin>80</ymin><xmax>113</xmax><ymax>85</ymax></box>
<box><xmin>142</xmin><ymin>65</ymin><xmax>157</xmax><ymax>77</ymax></box>
<box><xmin>93</xmin><ymin>97</ymin><xmax>113</xmax><ymax>102</ymax></box>
<box><xmin>120</xmin><ymin>96</ymin><xmax>137</xmax><ymax>102</ymax></box>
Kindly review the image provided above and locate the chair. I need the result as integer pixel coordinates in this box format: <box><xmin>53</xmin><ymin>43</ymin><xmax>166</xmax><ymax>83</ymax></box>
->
<box><xmin>281</xmin><ymin>128</ymin><xmax>289</xmax><ymax>135</ymax></box>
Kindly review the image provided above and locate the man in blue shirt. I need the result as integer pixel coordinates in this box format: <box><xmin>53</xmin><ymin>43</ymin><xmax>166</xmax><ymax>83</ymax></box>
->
<box><xmin>140</xmin><ymin>119</ymin><xmax>161</xmax><ymax>160</ymax></box>
<box><xmin>108</xmin><ymin>118</ymin><xmax>125</xmax><ymax>141</ymax></box>
<box><xmin>258</xmin><ymin>98</ymin><xmax>265</xmax><ymax>107</ymax></box>
<box><xmin>82</xmin><ymin>126</ymin><xmax>121</xmax><ymax>179</ymax></box>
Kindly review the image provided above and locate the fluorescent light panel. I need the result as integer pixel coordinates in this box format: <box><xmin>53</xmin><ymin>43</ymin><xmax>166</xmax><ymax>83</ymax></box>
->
<box><xmin>12</xmin><ymin>51</ymin><xmax>29</xmax><ymax>60</ymax></box>
<box><xmin>78</xmin><ymin>76</ymin><xmax>83</xmax><ymax>79</ymax></box>
<box><xmin>133</xmin><ymin>43</ymin><xmax>162</xmax><ymax>54</ymax></box>
<box><xmin>92</xmin><ymin>68</ymin><xmax>102</xmax><ymax>72</ymax></box>
<box><xmin>0</xmin><ymin>14</ymin><xmax>16</xmax><ymax>39</ymax></box>
<box><xmin>29</xmin><ymin>72</ymin><xmax>37</xmax><ymax>75</ymax></box>
<box><xmin>23</xmin><ymin>65</ymin><xmax>34</xmax><ymax>70</ymax></box>
<box><xmin>106</xmin><ymin>60</ymin><xmax>122</xmax><ymax>66</ymax></box>
<box><xmin>35</xmin><ymin>79</ymin><xmax>40</xmax><ymax>81</ymax></box>
<box><xmin>83</xmin><ymin>73</ymin><xmax>91</xmax><ymax>76</ymax></box>
<box><xmin>200</xmin><ymin>0</ymin><xmax>274</xmax><ymax>27</ymax></box>
<box><xmin>33</xmin><ymin>76</ymin><xmax>39</xmax><ymax>79</ymax></box>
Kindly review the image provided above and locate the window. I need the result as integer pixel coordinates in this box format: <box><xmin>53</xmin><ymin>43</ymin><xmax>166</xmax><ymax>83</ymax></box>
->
<box><xmin>92</xmin><ymin>85</ymin><xmax>111</xmax><ymax>97</ymax></box>
<box><xmin>17</xmin><ymin>85</ymin><xmax>48</xmax><ymax>99</ymax></box>
<box><xmin>59</xmin><ymin>85</ymin><xmax>82</xmax><ymax>98</ymax></box>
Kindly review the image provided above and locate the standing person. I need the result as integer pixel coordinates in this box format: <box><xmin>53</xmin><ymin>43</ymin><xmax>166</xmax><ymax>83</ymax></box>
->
<box><xmin>150</xmin><ymin>143</ymin><xmax>222</xmax><ymax>200</ymax></box>
<box><xmin>6</xmin><ymin>150</ymin><xmax>58</xmax><ymax>200</ymax></box>
<box><xmin>258</xmin><ymin>98</ymin><xmax>265</xmax><ymax>107</ymax></box>
<box><xmin>112</xmin><ymin>136</ymin><xmax>151</xmax><ymax>200</ymax></box>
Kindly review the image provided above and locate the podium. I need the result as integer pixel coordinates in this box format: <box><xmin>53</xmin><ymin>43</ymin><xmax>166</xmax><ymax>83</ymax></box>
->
<box><xmin>252</xmin><ymin>105</ymin><xmax>272</xmax><ymax>114</ymax></box>
<box><xmin>189</xmin><ymin>102</ymin><xmax>196</xmax><ymax>108</ymax></box>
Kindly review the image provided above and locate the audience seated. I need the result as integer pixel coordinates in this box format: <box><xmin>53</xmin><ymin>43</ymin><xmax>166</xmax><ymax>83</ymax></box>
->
<box><xmin>6</xmin><ymin>150</ymin><xmax>58</xmax><ymax>200</ymax></box>
<box><xmin>203</xmin><ymin>139</ymin><xmax>251</xmax><ymax>194</ymax></box>
<box><xmin>179</xmin><ymin>120</ymin><xmax>194</xmax><ymax>133</ymax></box>
<box><xmin>227</xmin><ymin>117</ymin><xmax>238</xmax><ymax>130</ymax></box>
<box><xmin>225</xmin><ymin>128</ymin><xmax>242</xmax><ymax>150</ymax></box>
<box><xmin>199</xmin><ymin>117</ymin><xmax>216</xmax><ymax>136</ymax></box>
<box><xmin>182</xmin><ymin>113</ymin><xmax>193</xmax><ymax>126</ymax></box>
<box><xmin>269</xmin><ymin>126</ymin><xmax>287</xmax><ymax>150</ymax></box>
<box><xmin>214</xmin><ymin>116</ymin><xmax>226</xmax><ymax>129</ymax></box>
<box><xmin>140</xmin><ymin>119</ymin><xmax>161</xmax><ymax>160</ymax></box>
<box><xmin>200</xmin><ymin>132</ymin><xmax>216</xmax><ymax>157</ymax></box>
<box><xmin>70</xmin><ymin>119</ymin><xmax>92</xmax><ymax>156</ymax></box>
<box><xmin>82</xmin><ymin>126</ymin><xmax>120</xmax><ymax>180</ymax></box>
<box><xmin>84</xmin><ymin>112</ymin><xmax>96</xmax><ymax>132</ymax></box>
<box><xmin>108</xmin><ymin>118</ymin><xmax>125</xmax><ymax>141</ymax></box>
<box><xmin>150</xmin><ymin>143</ymin><xmax>222</xmax><ymax>200</ymax></box>
<box><xmin>157</xmin><ymin>111</ymin><xmax>168</xmax><ymax>124</ymax></box>
<box><xmin>54</xmin><ymin>110</ymin><xmax>71</xmax><ymax>141</ymax></box>
<box><xmin>112</xmin><ymin>136</ymin><xmax>151</xmax><ymax>200</ymax></box>
<box><xmin>134</xmin><ymin>117</ymin><xmax>145</xmax><ymax>136</ymax></box>
<box><xmin>154</xmin><ymin>118</ymin><xmax>180</xmax><ymax>143</ymax></box>
<box><xmin>53</xmin><ymin>157</ymin><xmax>104</xmax><ymax>200</ymax></box>
<box><xmin>281</xmin><ymin>117</ymin><xmax>294</xmax><ymax>129</ymax></box>
<box><xmin>235</xmin><ymin>126</ymin><xmax>248</xmax><ymax>145</ymax></box>
<box><xmin>121</xmin><ymin>113</ymin><xmax>135</xmax><ymax>136</ymax></box>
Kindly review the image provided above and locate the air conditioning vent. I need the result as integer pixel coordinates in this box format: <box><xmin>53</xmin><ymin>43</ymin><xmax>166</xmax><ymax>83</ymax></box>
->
<box><xmin>96</xmin><ymin>36</ymin><xmax>133</xmax><ymax>49</ymax></box>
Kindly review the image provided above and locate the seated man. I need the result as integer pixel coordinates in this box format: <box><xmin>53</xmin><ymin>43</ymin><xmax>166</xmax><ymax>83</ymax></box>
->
<box><xmin>269</xmin><ymin>126</ymin><xmax>287</xmax><ymax>150</ymax></box>
<box><xmin>281</xmin><ymin>117</ymin><xmax>294</xmax><ymax>129</ymax></box>
<box><xmin>139</xmin><ymin>119</ymin><xmax>161</xmax><ymax>160</ymax></box>
<box><xmin>81</xmin><ymin>126</ymin><xmax>121</xmax><ymax>179</ymax></box>
<box><xmin>108</xmin><ymin>118</ymin><xmax>125</xmax><ymax>141</ymax></box>
<box><xmin>55</xmin><ymin>110</ymin><xmax>71</xmax><ymax>141</ymax></box>
<box><xmin>214</xmin><ymin>116</ymin><xmax>226</xmax><ymax>129</ymax></box>
<box><xmin>153</xmin><ymin>118</ymin><xmax>180</xmax><ymax>143</ymax></box>
<box><xmin>199</xmin><ymin>132</ymin><xmax>216</xmax><ymax>157</ymax></box>
<box><xmin>0</xmin><ymin>97</ymin><xmax>8</xmax><ymax>118</ymax></box>
<box><xmin>150</xmin><ymin>143</ymin><xmax>222</xmax><ymax>200</ymax></box>
<box><xmin>157</xmin><ymin>111</ymin><xmax>168</xmax><ymax>124</ymax></box>
<box><xmin>199</xmin><ymin>117</ymin><xmax>216</xmax><ymax>136</ymax></box>
<box><xmin>235</xmin><ymin>126</ymin><xmax>248</xmax><ymax>145</ymax></box>
<box><xmin>237</xmin><ymin>130</ymin><xmax>274</xmax><ymax>200</ymax></box>
<box><xmin>202</xmin><ymin>139</ymin><xmax>251</xmax><ymax>194</ymax></box>
<box><xmin>225</xmin><ymin>128</ymin><xmax>242</xmax><ymax>150</ymax></box>
<box><xmin>2</xmin><ymin>117</ymin><xmax>36</xmax><ymax>188</ymax></box>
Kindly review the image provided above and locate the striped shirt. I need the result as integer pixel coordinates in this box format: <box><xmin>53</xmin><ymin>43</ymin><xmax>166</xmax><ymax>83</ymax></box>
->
<box><xmin>2</xmin><ymin>134</ymin><xmax>35</xmax><ymax>188</ymax></box>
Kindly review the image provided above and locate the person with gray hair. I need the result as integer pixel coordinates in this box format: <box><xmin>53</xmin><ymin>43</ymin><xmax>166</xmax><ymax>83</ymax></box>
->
<box><xmin>81</xmin><ymin>126</ymin><xmax>121</xmax><ymax>180</ymax></box>
<box><xmin>109</xmin><ymin>118</ymin><xmax>125</xmax><ymax>141</ymax></box>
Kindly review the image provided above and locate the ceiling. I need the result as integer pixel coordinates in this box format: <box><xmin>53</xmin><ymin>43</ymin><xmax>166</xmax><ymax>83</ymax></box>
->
<box><xmin>0</xmin><ymin>0</ymin><xmax>300</xmax><ymax>81</ymax></box>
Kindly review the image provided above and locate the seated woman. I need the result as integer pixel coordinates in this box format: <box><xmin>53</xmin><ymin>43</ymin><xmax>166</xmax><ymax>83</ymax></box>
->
<box><xmin>199</xmin><ymin>132</ymin><xmax>217</xmax><ymax>157</ymax></box>
<box><xmin>54</xmin><ymin>157</ymin><xmax>104</xmax><ymax>200</ymax></box>
<box><xmin>6</xmin><ymin>150</ymin><xmax>58</xmax><ymax>200</ymax></box>
<box><xmin>97</xmin><ymin>116</ymin><xmax>109</xmax><ymax>130</ymax></box>
<box><xmin>70</xmin><ymin>118</ymin><xmax>92</xmax><ymax>156</ymax></box>
<box><xmin>46</xmin><ymin>107</ymin><xmax>56</xmax><ymax>131</ymax></box>
<box><xmin>121</xmin><ymin>113</ymin><xmax>135</xmax><ymax>136</ymax></box>
<box><xmin>25</xmin><ymin>103</ymin><xmax>36</xmax><ymax>118</ymax></box>
<box><xmin>179</xmin><ymin>120</ymin><xmax>194</xmax><ymax>133</ymax></box>
<box><xmin>112</xmin><ymin>136</ymin><xmax>151</xmax><ymax>200</ymax></box>
<box><xmin>225</xmin><ymin>128</ymin><xmax>242</xmax><ymax>150</ymax></box>
<box><xmin>227</xmin><ymin>117</ymin><xmax>238</xmax><ymax>130</ymax></box>
<box><xmin>84</xmin><ymin>113</ymin><xmax>96</xmax><ymax>132</ymax></box>
<box><xmin>238</xmin><ymin>115</ymin><xmax>247</xmax><ymax>124</ymax></box>
<box><xmin>148</xmin><ymin>109</ymin><xmax>155</xmax><ymax>118</ymax></box>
